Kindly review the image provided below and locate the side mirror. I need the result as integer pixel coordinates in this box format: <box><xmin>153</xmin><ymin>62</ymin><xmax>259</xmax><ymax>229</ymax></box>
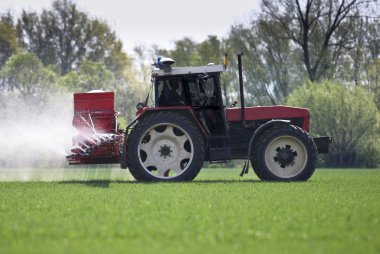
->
<box><xmin>229</xmin><ymin>100</ymin><xmax>238</xmax><ymax>108</ymax></box>
<box><xmin>136</xmin><ymin>102</ymin><xmax>146</xmax><ymax>110</ymax></box>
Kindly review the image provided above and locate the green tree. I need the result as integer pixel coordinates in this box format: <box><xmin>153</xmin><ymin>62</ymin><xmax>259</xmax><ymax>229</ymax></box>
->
<box><xmin>333</xmin><ymin>16</ymin><xmax>380</xmax><ymax>90</ymax></box>
<box><xmin>115</xmin><ymin>80</ymin><xmax>146</xmax><ymax>124</ymax></box>
<box><xmin>368</xmin><ymin>59</ymin><xmax>380</xmax><ymax>109</ymax></box>
<box><xmin>155</xmin><ymin>37</ymin><xmax>200</xmax><ymax>67</ymax></box>
<box><xmin>226</xmin><ymin>22</ymin><xmax>296</xmax><ymax>105</ymax></box>
<box><xmin>287</xmin><ymin>81</ymin><xmax>380</xmax><ymax>167</ymax></box>
<box><xmin>197</xmin><ymin>35</ymin><xmax>222</xmax><ymax>65</ymax></box>
<box><xmin>133</xmin><ymin>45</ymin><xmax>154</xmax><ymax>85</ymax></box>
<box><xmin>17</xmin><ymin>0</ymin><xmax>131</xmax><ymax>78</ymax></box>
<box><xmin>59</xmin><ymin>60</ymin><xmax>115</xmax><ymax>92</ymax></box>
<box><xmin>0</xmin><ymin>53</ymin><xmax>56</xmax><ymax>99</ymax></box>
<box><xmin>0</xmin><ymin>13</ymin><xmax>19</xmax><ymax>68</ymax></box>
<box><xmin>261</xmin><ymin>0</ymin><xmax>370</xmax><ymax>82</ymax></box>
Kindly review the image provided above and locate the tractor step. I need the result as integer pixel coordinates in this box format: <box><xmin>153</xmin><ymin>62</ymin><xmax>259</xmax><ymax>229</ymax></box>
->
<box><xmin>207</xmin><ymin>134</ymin><xmax>231</xmax><ymax>161</ymax></box>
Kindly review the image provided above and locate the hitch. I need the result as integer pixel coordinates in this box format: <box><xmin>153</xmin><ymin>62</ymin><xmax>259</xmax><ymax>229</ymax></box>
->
<box><xmin>239</xmin><ymin>160</ymin><xmax>250</xmax><ymax>177</ymax></box>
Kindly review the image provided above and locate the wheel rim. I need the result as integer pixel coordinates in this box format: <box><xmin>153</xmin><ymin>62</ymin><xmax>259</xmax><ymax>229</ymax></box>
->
<box><xmin>137</xmin><ymin>123</ymin><xmax>194</xmax><ymax>179</ymax></box>
<box><xmin>264</xmin><ymin>135</ymin><xmax>308</xmax><ymax>178</ymax></box>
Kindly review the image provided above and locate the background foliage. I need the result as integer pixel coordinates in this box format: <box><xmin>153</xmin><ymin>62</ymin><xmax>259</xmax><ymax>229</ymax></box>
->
<box><xmin>287</xmin><ymin>81</ymin><xmax>380</xmax><ymax>167</ymax></box>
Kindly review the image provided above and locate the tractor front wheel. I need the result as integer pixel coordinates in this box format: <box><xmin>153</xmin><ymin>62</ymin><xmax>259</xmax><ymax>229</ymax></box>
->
<box><xmin>126</xmin><ymin>112</ymin><xmax>205</xmax><ymax>181</ymax></box>
<box><xmin>252</xmin><ymin>125</ymin><xmax>317</xmax><ymax>181</ymax></box>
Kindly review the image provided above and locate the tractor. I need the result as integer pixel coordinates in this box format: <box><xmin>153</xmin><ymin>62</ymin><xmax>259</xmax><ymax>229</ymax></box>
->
<box><xmin>67</xmin><ymin>54</ymin><xmax>332</xmax><ymax>181</ymax></box>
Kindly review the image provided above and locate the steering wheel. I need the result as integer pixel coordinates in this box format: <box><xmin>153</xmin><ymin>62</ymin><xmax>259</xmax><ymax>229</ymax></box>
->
<box><xmin>194</xmin><ymin>95</ymin><xmax>212</xmax><ymax>106</ymax></box>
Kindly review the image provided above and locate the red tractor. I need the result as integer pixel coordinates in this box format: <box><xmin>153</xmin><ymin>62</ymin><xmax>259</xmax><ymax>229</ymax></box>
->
<box><xmin>67</xmin><ymin>54</ymin><xmax>332</xmax><ymax>181</ymax></box>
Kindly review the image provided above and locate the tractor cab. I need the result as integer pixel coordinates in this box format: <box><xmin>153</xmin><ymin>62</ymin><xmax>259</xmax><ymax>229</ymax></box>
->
<box><xmin>151</xmin><ymin>64</ymin><xmax>229</xmax><ymax>157</ymax></box>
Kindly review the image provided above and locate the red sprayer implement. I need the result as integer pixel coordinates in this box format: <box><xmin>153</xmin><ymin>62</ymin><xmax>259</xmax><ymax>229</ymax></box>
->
<box><xmin>67</xmin><ymin>91</ymin><xmax>124</xmax><ymax>165</ymax></box>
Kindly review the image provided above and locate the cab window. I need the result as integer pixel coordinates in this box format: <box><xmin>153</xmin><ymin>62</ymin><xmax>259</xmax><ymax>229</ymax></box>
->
<box><xmin>188</xmin><ymin>75</ymin><xmax>219</xmax><ymax>107</ymax></box>
<box><xmin>157</xmin><ymin>77</ymin><xmax>186</xmax><ymax>106</ymax></box>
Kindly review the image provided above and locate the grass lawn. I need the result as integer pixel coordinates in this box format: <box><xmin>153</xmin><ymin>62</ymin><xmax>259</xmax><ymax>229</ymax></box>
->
<box><xmin>0</xmin><ymin>168</ymin><xmax>379</xmax><ymax>254</ymax></box>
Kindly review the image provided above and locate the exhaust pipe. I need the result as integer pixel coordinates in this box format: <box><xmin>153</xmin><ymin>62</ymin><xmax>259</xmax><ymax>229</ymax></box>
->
<box><xmin>237</xmin><ymin>53</ymin><xmax>248</xmax><ymax>127</ymax></box>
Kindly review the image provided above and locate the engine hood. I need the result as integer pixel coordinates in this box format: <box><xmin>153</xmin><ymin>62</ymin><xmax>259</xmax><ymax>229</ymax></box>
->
<box><xmin>226</xmin><ymin>106</ymin><xmax>310</xmax><ymax>130</ymax></box>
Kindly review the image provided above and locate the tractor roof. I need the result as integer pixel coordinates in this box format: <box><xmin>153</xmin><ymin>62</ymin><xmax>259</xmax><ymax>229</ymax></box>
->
<box><xmin>152</xmin><ymin>64</ymin><xmax>224</xmax><ymax>77</ymax></box>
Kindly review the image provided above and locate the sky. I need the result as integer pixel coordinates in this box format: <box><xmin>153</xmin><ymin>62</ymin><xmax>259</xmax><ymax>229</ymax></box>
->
<box><xmin>0</xmin><ymin>0</ymin><xmax>260</xmax><ymax>53</ymax></box>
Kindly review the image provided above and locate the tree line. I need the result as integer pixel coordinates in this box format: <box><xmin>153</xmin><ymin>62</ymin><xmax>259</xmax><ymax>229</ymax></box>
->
<box><xmin>0</xmin><ymin>0</ymin><xmax>145</xmax><ymax>123</ymax></box>
<box><xmin>0</xmin><ymin>0</ymin><xmax>379</xmax><ymax>167</ymax></box>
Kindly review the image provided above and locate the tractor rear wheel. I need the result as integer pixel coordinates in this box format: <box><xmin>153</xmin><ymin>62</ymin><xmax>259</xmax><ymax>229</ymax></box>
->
<box><xmin>252</xmin><ymin>125</ymin><xmax>317</xmax><ymax>181</ymax></box>
<box><xmin>126</xmin><ymin>112</ymin><xmax>205</xmax><ymax>181</ymax></box>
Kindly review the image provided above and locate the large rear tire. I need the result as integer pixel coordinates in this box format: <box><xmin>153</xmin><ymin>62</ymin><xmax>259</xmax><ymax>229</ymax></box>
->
<box><xmin>126</xmin><ymin>112</ymin><xmax>205</xmax><ymax>181</ymax></box>
<box><xmin>252</xmin><ymin>125</ymin><xmax>317</xmax><ymax>181</ymax></box>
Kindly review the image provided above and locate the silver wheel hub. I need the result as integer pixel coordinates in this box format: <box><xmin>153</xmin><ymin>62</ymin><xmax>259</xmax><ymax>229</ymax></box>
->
<box><xmin>154</xmin><ymin>140</ymin><xmax>176</xmax><ymax>162</ymax></box>
<box><xmin>275</xmin><ymin>145</ymin><xmax>297</xmax><ymax>168</ymax></box>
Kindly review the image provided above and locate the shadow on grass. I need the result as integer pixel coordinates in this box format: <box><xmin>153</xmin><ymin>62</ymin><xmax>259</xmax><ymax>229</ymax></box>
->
<box><xmin>58</xmin><ymin>178</ymin><xmax>264</xmax><ymax>188</ymax></box>
<box><xmin>59</xmin><ymin>179</ymin><xmax>128</xmax><ymax>188</ymax></box>
<box><xmin>194</xmin><ymin>179</ymin><xmax>262</xmax><ymax>183</ymax></box>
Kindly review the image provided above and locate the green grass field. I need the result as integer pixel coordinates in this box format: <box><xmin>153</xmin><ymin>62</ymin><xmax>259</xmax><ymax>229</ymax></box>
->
<box><xmin>0</xmin><ymin>168</ymin><xmax>379</xmax><ymax>254</ymax></box>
